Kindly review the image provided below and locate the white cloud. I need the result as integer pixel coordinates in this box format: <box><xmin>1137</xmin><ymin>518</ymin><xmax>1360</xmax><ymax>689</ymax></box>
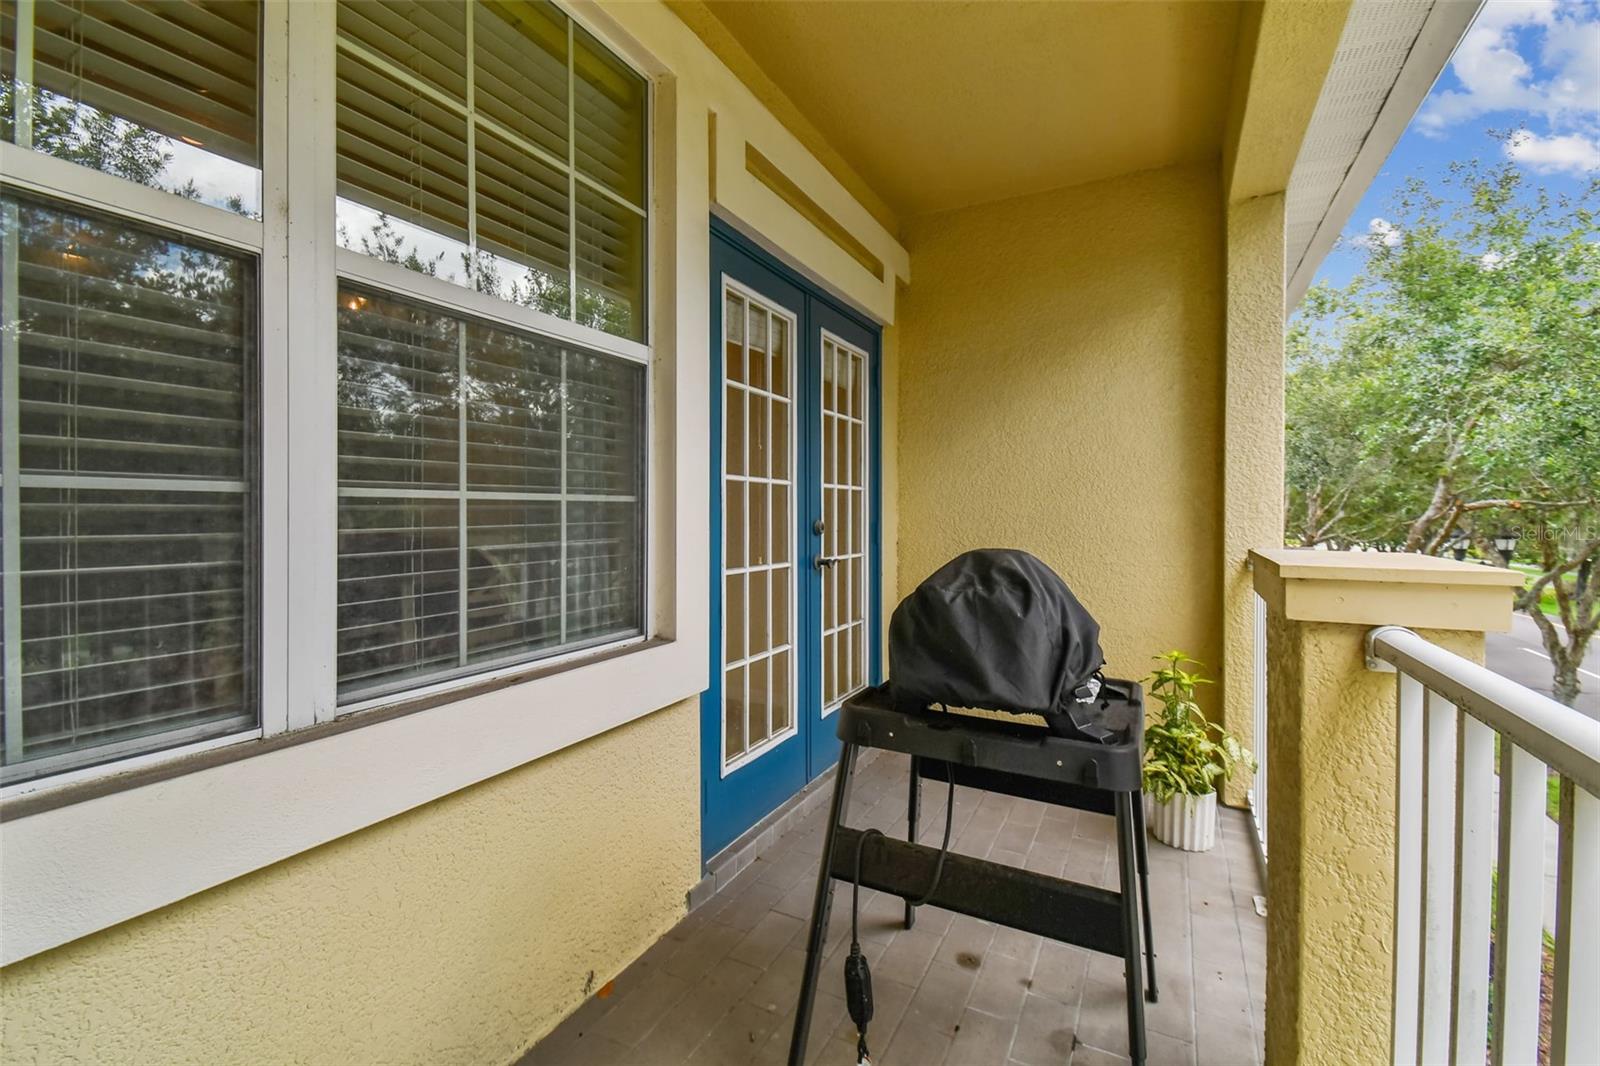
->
<box><xmin>1503</xmin><ymin>130</ymin><xmax>1600</xmax><ymax>174</ymax></box>
<box><xmin>1351</xmin><ymin>217</ymin><xmax>1403</xmax><ymax>250</ymax></box>
<box><xmin>1416</xmin><ymin>0</ymin><xmax>1599</xmax><ymax>135</ymax></box>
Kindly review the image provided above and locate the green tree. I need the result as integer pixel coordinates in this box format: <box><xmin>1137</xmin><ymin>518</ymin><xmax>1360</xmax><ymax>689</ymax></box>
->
<box><xmin>1287</xmin><ymin>159</ymin><xmax>1599</xmax><ymax>705</ymax></box>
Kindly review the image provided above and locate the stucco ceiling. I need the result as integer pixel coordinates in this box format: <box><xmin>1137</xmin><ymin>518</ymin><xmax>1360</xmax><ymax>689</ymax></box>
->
<box><xmin>700</xmin><ymin>0</ymin><xmax>1245</xmax><ymax>219</ymax></box>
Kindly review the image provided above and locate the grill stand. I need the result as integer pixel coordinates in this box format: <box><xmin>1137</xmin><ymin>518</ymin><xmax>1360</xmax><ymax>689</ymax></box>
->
<box><xmin>787</xmin><ymin>686</ymin><xmax>1157</xmax><ymax>1066</ymax></box>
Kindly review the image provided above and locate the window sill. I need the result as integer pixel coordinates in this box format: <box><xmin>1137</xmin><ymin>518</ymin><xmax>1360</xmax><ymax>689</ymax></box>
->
<box><xmin>0</xmin><ymin>635</ymin><xmax>701</xmax><ymax>966</ymax></box>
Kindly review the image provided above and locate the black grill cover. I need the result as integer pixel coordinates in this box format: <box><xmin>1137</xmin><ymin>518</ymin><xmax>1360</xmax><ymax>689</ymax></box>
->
<box><xmin>888</xmin><ymin>549</ymin><xmax>1112</xmax><ymax>740</ymax></box>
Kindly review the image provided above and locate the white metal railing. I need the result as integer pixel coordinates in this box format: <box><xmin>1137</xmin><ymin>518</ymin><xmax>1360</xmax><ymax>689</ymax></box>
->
<box><xmin>1250</xmin><ymin>590</ymin><xmax>1268</xmax><ymax>860</ymax></box>
<box><xmin>1367</xmin><ymin>625</ymin><xmax>1600</xmax><ymax>1066</ymax></box>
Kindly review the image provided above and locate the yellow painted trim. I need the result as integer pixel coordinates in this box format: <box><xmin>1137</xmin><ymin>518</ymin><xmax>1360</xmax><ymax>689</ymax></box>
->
<box><xmin>707</xmin><ymin>108</ymin><xmax>717</xmax><ymax>203</ymax></box>
<box><xmin>662</xmin><ymin>0</ymin><xmax>901</xmax><ymax>238</ymax></box>
<box><xmin>1250</xmin><ymin>549</ymin><xmax>1522</xmax><ymax>632</ymax></box>
<box><xmin>744</xmin><ymin>144</ymin><xmax>886</xmax><ymax>283</ymax></box>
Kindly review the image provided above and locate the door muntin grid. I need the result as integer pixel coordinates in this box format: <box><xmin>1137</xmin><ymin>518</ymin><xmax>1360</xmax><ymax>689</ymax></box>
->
<box><xmin>720</xmin><ymin>280</ymin><xmax>797</xmax><ymax>775</ymax></box>
<box><xmin>819</xmin><ymin>331</ymin><xmax>870</xmax><ymax>715</ymax></box>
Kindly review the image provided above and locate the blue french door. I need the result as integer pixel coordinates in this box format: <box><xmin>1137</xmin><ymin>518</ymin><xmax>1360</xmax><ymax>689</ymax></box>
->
<box><xmin>702</xmin><ymin>220</ymin><xmax>881</xmax><ymax>860</ymax></box>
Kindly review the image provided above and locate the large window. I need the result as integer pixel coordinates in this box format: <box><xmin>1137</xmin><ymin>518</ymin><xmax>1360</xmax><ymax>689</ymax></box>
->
<box><xmin>1</xmin><ymin>0</ymin><xmax>651</xmax><ymax>785</ymax></box>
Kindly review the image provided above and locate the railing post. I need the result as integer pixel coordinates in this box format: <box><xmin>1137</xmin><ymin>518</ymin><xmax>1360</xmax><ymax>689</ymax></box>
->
<box><xmin>1248</xmin><ymin>549</ymin><xmax>1520</xmax><ymax>1066</ymax></box>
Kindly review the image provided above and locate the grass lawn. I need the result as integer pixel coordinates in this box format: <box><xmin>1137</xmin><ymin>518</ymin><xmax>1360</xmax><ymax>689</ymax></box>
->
<box><xmin>1510</xmin><ymin>562</ymin><xmax>1575</xmax><ymax>618</ymax></box>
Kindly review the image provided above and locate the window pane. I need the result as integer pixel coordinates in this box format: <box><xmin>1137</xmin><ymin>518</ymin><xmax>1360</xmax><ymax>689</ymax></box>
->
<box><xmin>575</xmin><ymin>182</ymin><xmax>644</xmax><ymax>341</ymax></box>
<box><xmin>574</xmin><ymin>22</ymin><xmax>645</xmax><ymax>207</ymax></box>
<box><xmin>335</xmin><ymin>286</ymin><xmax>644</xmax><ymax>701</ymax></box>
<box><xmin>472</xmin><ymin>124</ymin><xmax>569</xmax><ymax>314</ymax></box>
<box><xmin>2</xmin><ymin>1</ymin><xmax>262</xmax><ymax>215</ymax></box>
<box><xmin>566</xmin><ymin>348</ymin><xmax>643</xmax><ymax>497</ymax></box>
<box><xmin>1</xmin><ymin>194</ymin><xmax>258</xmax><ymax>783</ymax></box>
<box><xmin>464</xmin><ymin>321</ymin><xmax>561</xmax><ymax>493</ymax></box>
<box><xmin>337</xmin><ymin>495</ymin><xmax>460</xmax><ymax>693</ymax></box>
<box><xmin>466</xmin><ymin>500</ymin><xmax>560</xmax><ymax>663</ymax></box>
<box><xmin>566</xmin><ymin>499</ymin><xmax>641</xmax><ymax>642</ymax></box>
<box><xmin>334</xmin><ymin>0</ymin><xmax>647</xmax><ymax>337</ymax></box>
<box><xmin>474</xmin><ymin>0</ymin><xmax>567</xmax><ymax>162</ymax></box>
<box><xmin>335</xmin><ymin>32</ymin><xmax>471</xmax><ymax>281</ymax></box>
<box><xmin>337</xmin><ymin>290</ymin><xmax>460</xmax><ymax>490</ymax></box>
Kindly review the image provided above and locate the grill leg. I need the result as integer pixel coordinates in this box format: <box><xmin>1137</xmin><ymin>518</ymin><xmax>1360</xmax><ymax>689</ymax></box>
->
<box><xmin>1115</xmin><ymin>791</ymin><xmax>1148</xmax><ymax>1066</ymax></box>
<box><xmin>1133</xmin><ymin>789</ymin><xmax>1158</xmax><ymax>1002</ymax></box>
<box><xmin>904</xmin><ymin>754</ymin><xmax>921</xmax><ymax>929</ymax></box>
<box><xmin>788</xmin><ymin>743</ymin><xmax>857</xmax><ymax>1066</ymax></box>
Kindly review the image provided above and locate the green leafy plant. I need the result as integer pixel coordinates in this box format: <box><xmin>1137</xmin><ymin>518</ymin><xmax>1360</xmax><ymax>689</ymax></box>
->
<box><xmin>1141</xmin><ymin>651</ymin><xmax>1255</xmax><ymax>803</ymax></box>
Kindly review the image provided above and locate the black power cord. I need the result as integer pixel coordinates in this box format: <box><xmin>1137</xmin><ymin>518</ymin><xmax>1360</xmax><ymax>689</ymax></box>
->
<box><xmin>844</xmin><ymin>771</ymin><xmax>957</xmax><ymax>1065</ymax></box>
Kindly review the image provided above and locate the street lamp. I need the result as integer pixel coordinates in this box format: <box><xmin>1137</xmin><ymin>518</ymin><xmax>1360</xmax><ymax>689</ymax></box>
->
<box><xmin>1448</xmin><ymin>529</ymin><xmax>1469</xmax><ymax>561</ymax></box>
<box><xmin>1493</xmin><ymin>528</ymin><xmax>1518</xmax><ymax>567</ymax></box>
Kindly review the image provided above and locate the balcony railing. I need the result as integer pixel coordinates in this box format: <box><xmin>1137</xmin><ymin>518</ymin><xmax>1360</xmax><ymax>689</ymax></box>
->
<box><xmin>1250</xmin><ymin>590</ymin><xmax>1269</xmax><ymax>861</ymax></box>
<box><xmin>1367</xmin><ymin>625</ymin><xmax>1599</xmax><ymax>1066</ymax></box>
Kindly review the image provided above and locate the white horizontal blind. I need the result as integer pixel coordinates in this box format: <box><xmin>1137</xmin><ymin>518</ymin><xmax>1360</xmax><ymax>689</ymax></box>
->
<box><xmin>335</xmin><ymin>285</ymin><xmax>642</xmax><ymax>701</ymax></box>
<box><xmin>333</xmin><ymin>0</ymin><xmax>646</xmax><ymax>340</ymax></box>
<box><xmin>1</xmin><ymin>1</ymin><xmax>262</xmax><ymax>214</ymax></box>
<box><xmin>0</xmin><ymin>193</ymin><xmax>258</xmax><ymax>783</ymax></box>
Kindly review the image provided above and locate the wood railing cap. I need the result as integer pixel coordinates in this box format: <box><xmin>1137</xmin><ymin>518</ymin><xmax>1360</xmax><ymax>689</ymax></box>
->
<box><xmin>1249</xmin><ymin>548</ymin><xmax>1521</xmax><ymax>631</ymax></box>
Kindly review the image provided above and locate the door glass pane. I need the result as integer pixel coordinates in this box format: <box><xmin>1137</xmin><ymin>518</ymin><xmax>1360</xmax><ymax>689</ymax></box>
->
<box><xmin>771</xmin><ymin>650</ymin><xmax>791</xmax><ymax>734</ymax></box>
<box><xmin>724</xmin><ymin>663</ymin><xmax>746</xmax><ymax>760</ymax></box>
<box><xmin>820</xmin><ymin>335</ymin><xmax>870</xmax><ymax>712</ymax></box>
<box><xmin>720</xmin><ymin>280</ymin><xmax>795</xmax><ymax>767</ymax></box>
<box><xmin>748</xmin><ymin>568</ymin><xmax>769</xmax><ymax>659</ymax></box>
<box><xmin>724</xmin><ymin>481</ymin><xmax>745</xmax><ymax>569</ymax></box>
<box><xmin>748</xmin><ymin>655</ymin><xmax>769</xmax><ymax>748</ymax></box>
<box><xmin>724</xmin><ymin>573</ymin><xmax>744</xmax><ymax>662</ymax></box>
<box><xmin>747</xmin><ymin>307</ymin><xmax>767</xmax><ymax>392</ymax></box>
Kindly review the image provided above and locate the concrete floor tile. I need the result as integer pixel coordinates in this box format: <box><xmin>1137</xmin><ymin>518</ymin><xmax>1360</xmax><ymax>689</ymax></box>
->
<box><xmin>1031</xmin><ymin>939</ymin><xmax>1090</xmax><ymax>1007</ymax></box>
<box><xmin>967</xmin><ymin>947</ymin><xmax>1036</xmax><ymax>1021</ymax></box>
<box><xmin>946</xmin><ymin>1005</ymin><xmax>1019</xmax><ymax>1066</ymax></box>
<box><xmin>875</xmin><ymin>926</ymin><xmax>944</xmax><ymax>987</ymax></box>
<box><xmin>684</xmin><ymin>1000</ymin><xmax>781</xmax><ymax>1066</ymax></box>
<box><xmin>937</xmin><ymin>913</ymin><xmax>998</xmax><ymax>973</ymax></box>
<box><xmin>1008</xmin><ymin>992</ymin><xmax>1078</xmax><ymax>1066</ymax></box>
<box><xmin>729</xmin><ymin>911</ymin><xmax>807</xmax><ymax>971</ymax></box>
<box><xmin>991</xmin><ymin>924</ymin><xmax>1043</xmax><ymax>966</ymax></box>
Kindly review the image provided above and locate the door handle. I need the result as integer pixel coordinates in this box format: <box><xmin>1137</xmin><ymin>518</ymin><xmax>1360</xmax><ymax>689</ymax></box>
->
<box><xmin>813</xmin><ymin>554</ymin><xmax>841</xmax><ymax>570</ymax></box>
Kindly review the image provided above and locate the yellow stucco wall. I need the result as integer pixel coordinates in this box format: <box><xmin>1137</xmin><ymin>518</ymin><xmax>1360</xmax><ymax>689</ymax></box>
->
<box><xmin>1262</xmin><ymin>618</ymin><xmax>1483</xmax><ymax>1065</ymax></box>
<box><xmin>896</xmin><ymin>162</ymin><xmax>1226</xmax><ymax>715</ymax></box>
<box><xmin>0</xmin><ymin>699</ymin><xmax>699</xmax><ymax>1065</ymax></box>
<box><xmin>1218</xmin><ymin>191</ymin><xmax>1287</xmax><ymax>804</ymax></box>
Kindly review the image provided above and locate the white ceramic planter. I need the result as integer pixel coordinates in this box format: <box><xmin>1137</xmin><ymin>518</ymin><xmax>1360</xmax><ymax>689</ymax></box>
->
<box><xmin>1148</xmin><ymin>791</ymin><xmax>1217</xmax><ymax>852</ymax></box>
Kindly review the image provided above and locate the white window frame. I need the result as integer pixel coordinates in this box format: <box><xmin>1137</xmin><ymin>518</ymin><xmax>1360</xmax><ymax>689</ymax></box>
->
<box><xmin>0</xmin><ymin>0</ymin><xmax>703</xmax><ymax>966</ymax></box>
<box><xmin>818</xmin><ymin>328</ymin><xmax>871</xmax><ymax>718</ymax></box>
<box><xmin>718</xmin><ymin>275</ymin><xmax>799</xmax><ymax>778</ymax></box>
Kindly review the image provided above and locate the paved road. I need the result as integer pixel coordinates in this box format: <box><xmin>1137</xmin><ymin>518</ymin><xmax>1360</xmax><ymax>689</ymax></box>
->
<box><xmin>1485</xmin><ymin>610</ymin><xmax>1600</xmax><ymax>720</ymax></box>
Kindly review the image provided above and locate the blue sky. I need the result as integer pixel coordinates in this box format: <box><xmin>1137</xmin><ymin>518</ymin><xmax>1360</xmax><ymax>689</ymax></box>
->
<box><xmin>1307</xmin><ymin>0</ymin><xmax>1600</xmax><ymax>292</ymax></box>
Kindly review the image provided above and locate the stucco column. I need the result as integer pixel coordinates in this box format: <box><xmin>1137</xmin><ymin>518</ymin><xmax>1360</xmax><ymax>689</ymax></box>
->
<box><xmin>1220</xmin><ymin>193</ymin><xmax>1286</xmax><ymax>806</ymax></box>
<box><xmin>1249</xmin><ymin>549</ymin><xmax>1521</xmax><ymax>1066</ymax></box>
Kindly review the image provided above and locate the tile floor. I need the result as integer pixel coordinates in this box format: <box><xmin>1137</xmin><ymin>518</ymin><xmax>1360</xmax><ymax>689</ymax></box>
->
<box><xmin>523</xmin><ymin>752</ymin><xmax>1266</xmax><ymax>1066</ymax></box>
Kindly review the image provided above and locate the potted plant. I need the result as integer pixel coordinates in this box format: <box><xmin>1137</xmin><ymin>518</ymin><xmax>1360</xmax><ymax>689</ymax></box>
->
<box><xmin>1141</xmin><ymin>650</ymin><xmax>1255</xmax><ymax>851</ymax></box>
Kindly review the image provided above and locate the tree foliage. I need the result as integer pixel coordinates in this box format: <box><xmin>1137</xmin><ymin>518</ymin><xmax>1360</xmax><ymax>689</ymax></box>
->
<box><xmin>1287</xmin><ymin>158</ymin><xmax>1599</xmax><ymax>704</ymax></box>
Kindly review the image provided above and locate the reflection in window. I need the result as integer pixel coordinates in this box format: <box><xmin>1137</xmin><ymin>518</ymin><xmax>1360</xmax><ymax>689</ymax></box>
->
<box><xmin>0</xmin><ymin>193</ymin><xmax>259</xmax><ymax>783</ymax></box>
<box><xmin>1</xmin><ymin>1</ymin><xmax>262</xmax><ymax>216</ymax></box>
<box><xmin>335</xmin><ymin>285</ymin><xmax>643</xmax><ymax>700</ymax></box>
<box><xmin>333</xmin><ymin>0</ymin><xmax>646</xmax><ymax>340</ymax></box>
